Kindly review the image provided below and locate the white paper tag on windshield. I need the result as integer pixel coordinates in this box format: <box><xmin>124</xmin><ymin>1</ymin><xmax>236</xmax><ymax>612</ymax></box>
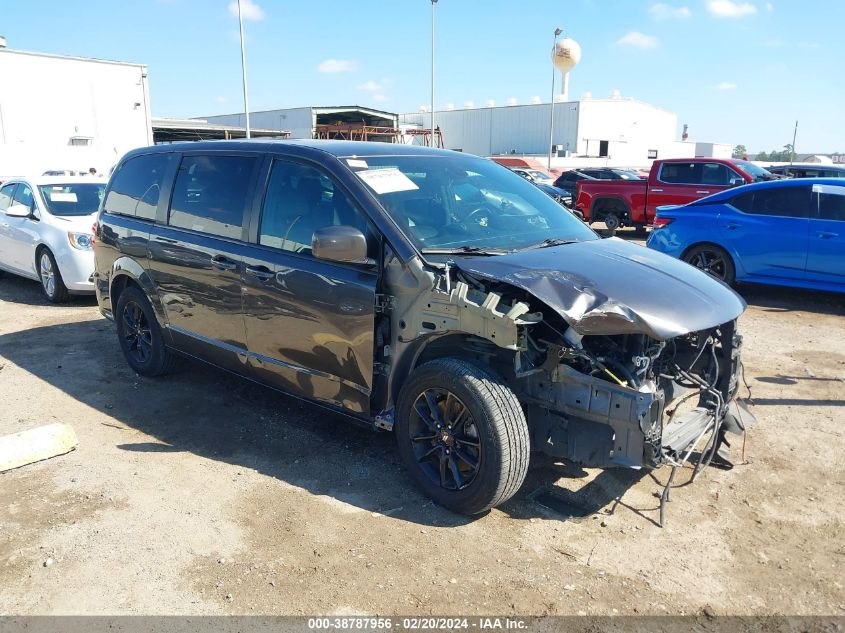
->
<box><xmin>357</xmin><ymin>168</ymin><xmax>419</xmax><ymax>194</ymax></box>
<box><xmin>346</xmin><ymin>158</ymin><xmax>368</xmax><ymax>169</ymax></box>
<box><xmin>49</xmin><ymin>192</ymin><xmax>77</xmax><ymax>202</ymax></box>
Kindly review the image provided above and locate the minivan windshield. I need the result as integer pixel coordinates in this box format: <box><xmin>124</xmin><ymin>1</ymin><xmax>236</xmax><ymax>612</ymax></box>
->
<box><xmin>38</xmin><ymin>183</ymin><xmax>105</xmax><ymax>216</ymax></box>
<box><xmin>347</xmin><ymin>154</ymin><xmax>597</xmax><ymax>253</ymax></box>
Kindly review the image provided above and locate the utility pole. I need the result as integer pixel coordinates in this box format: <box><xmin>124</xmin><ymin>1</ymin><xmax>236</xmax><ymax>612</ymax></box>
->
<box><xmin>548</xmin><ymin>28</ymin><xmax>562</xmax><ymax>169</ymax></box>
<box><xmin>789</xmin><ymin>120</ymin><xmax>798</xmax><ymax>167</ymax></box>
<box><xmin>237</xmin><ymin>0</ymin><xmax>251</xmax><ymax>139</ymax></box>
<box><xmin>431</xmin><ymin>0</ymin><xmax>438</xmax><ymax>148</ymax></box>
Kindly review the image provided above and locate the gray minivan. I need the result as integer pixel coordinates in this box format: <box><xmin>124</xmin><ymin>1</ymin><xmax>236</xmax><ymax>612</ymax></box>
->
<box><xmin>94</xmin><ymin>140</ymin><xmax>751</xmax><ymax>515</ymax></box>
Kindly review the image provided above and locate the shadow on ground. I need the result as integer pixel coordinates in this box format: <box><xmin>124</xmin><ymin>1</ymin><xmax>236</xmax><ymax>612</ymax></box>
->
<box><xmin>0</xmin><ymin>310</ymin><xmax>660</xmax><ymax>527</ymax></box>
<box><xmin>0</xmin><ymin>273</ymin><xmax>98</xmax><ymax>307</ymax></box>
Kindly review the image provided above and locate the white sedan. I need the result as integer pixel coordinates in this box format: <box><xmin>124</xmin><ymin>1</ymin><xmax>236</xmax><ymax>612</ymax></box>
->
<box><xmin>0</xmin><ymin>176</ymin><xmax>106</xmax><ymax>302</ymax></box>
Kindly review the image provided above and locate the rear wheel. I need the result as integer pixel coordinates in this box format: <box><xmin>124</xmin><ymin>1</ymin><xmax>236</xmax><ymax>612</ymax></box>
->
<box><xmin>395</xmin><ymin>358</ymin><xmax>530</xmax><ymax>515</ymax></box>
<box><xmin>38</xmin><ymin>248</ymin><xmax>70</xmax><ymax>303</ymax></box>
<box><xmin>683</xmin><ymin>244</ymin><xmax>736</xmax><ymax>285</ymax></box>
<box><xmin>114</xmin><ymin>285</ymin><xmax>176</xmax><ymax>376</ymax></box>
<box><xmin>603</xmin><ymin>212</ymin><xmax>621</xmax><ymax>236</ymax></box>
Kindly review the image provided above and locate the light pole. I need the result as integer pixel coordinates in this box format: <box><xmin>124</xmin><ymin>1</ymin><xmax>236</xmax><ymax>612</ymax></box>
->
<box><xmin>237</xmin><ymin>0</ymin><xmax>251</xmax><ymax>139</ymax></box>
<box><xmin>548</xmin><ymin>27</ymin><xmax>562</xmax><ymax>169</ymax></box>
<box><xmin>430</xmin><ymin>0</ymin><xmax>438</xmax><ymax>148</ymax></box>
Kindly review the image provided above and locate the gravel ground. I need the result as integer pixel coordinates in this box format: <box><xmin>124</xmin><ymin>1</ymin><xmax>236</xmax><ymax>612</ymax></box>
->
<box><xmin>1</xmin><ymin>240</ymin><xmax>844</xmax><ymax>616</ymax></box>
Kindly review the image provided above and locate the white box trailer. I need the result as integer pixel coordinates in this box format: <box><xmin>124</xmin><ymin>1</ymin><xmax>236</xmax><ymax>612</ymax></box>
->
<box><xmin>0</xmin><ymin>47</ymin><xmax>152</xmax><ymax>180</ymax></box>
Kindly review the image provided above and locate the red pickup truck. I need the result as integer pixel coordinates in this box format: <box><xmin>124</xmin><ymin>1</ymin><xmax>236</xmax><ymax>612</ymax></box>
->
<box><xmin>575</xmin><ymin>158</ymin><xmax>774</xmax><ymax>234</ymax></box>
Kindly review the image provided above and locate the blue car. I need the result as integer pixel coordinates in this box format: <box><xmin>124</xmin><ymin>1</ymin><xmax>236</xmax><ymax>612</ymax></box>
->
<box><xmin>647</xmin><ymin>178</ymin><xmax>845</xmax><ymax>293</ymax></box>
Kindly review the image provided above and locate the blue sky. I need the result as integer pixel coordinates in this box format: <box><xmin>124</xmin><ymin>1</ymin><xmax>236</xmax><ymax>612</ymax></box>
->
<box><xmin>3</xmin><ymin>0</ymin><xmax>843</xmax><ymax>153</ymax></box>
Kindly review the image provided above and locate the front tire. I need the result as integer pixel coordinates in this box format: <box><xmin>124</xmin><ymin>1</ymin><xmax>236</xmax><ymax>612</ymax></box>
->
<box><xmin>38</xmin><ymin>248</ymin><xmax>70</xmax><ymax>303</ymax></box>
<box><xmin>683</xmin><ymin>244</ymin><xmax>736</xmax><ymax>285</ymax></box>
<box><xmin>114</xmin><ymin>285</ymin><xmax>176</xmax><ymax>376</ymax></box>
<box><xmin>395</xmin><ymin>358</ymin><xmax>530</xmax><ymax>515</ymax></box>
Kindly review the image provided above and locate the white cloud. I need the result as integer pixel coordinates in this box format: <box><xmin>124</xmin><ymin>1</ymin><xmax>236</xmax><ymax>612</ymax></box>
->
<box><xmin>356</xmin><ymin>80</ymin><xmax>385</xmax><ymax>92</ymax></box>
<box><xmin>371</xmin><ymin>93</ymin><xmax>387</xmax><ymax>102</ymax></box>
<box><xmin>317</xmin><ymin>59</ymin><xmax>358</xmax><ymax>73</ymax></box>
<box><xmin>648</xmin><ymin>3</ymin><xmax>692</xmax><ymax>19</ymax></box>
<box><xmin>616</xmin><ymin>31</ymin><xmax>659</xmax><ymax>49</ymax></box>
<box><xmin>228</xmin><ymin>0</ymin><xmax>265</xmax><ymax>21</ymax></box>
<box><xmin>214</xmin><ymin>96</ymin><xmax>228</xmax><ymax>103</ymax></box>
<box><xmin>715</xmin><ymin>81</ymin><xmax>738</xmax><ymax>90</ymax></box>
<box><xmin>707</xmin><ymin>0</ymin><xmax>757</xmax><ymax>18</ymax></box>
<box><xmin>765</xmin><ymin>2</ymin><xmax>774</xmax><ymax>10</ymax></box>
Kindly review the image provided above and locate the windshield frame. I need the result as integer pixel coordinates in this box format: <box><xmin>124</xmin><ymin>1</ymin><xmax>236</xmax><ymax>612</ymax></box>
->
<box><xmin>342</xmin><ymin>153</ymin><xmax>598</xmax><ymax>261</ymax></box>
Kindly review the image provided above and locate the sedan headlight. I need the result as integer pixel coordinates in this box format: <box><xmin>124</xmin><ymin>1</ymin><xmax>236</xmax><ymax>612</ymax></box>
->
<box><xmin>67</xmin><ymin>231</ymin><xmax>93</xmax><ymax>250</ymax></box>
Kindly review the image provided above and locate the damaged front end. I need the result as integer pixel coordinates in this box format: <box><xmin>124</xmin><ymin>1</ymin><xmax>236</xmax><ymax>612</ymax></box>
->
<box><xmin>518</xmin><ymin>321</ymin><xmax>751</xmax><ymax>471</ymax></box>
<box><xmin>387</xmin><ymin>238</ymin><xmax>755</xmax><ymax>475</ymax></box>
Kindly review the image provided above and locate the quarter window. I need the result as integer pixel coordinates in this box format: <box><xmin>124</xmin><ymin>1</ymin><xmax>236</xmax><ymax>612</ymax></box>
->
<box><xmin>814</xmin><ymin>185</ymin><xmax>845</xmax><ymax>221</ymax></box>
<box><xmin>104</xmin><ymin>153</ymin><xmax>170</xmax><ymax>220</ymax></box>
<box><xmin>259</xmin><ymin>160</ymin><xmax>369</xmax><ymax>256</ymax></box>
<box><xmin>731</xmin><ymin>186</ymin><xmax>811</xmax><ymax>218</ymax></box>
<box><xmin>169</xmin><ymin>154</ymin><xmax>257</xmax><ymax>240</ymax></box>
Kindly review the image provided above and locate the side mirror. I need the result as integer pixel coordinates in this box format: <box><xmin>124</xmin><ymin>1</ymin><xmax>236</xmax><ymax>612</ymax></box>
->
<box><xmin>5</xmin><ymin>204</ymin><xmax>31</xmax><ymax>218</ymax></box>
<box><xmin>312</xmin><ymin>225</ymin><xmax>373</xmax><ymax>265</ymax></box>
<box><xmin>729</xmin><ymin>177</ymin><xmax>745</xmax><ymax>188</ymax></box>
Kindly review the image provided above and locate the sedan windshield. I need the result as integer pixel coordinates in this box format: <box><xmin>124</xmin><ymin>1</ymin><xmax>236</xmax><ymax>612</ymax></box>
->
<box><xmin>39</xmin><ymin>183</ymin><xmax>105</xmax><ymax>216</ymax></box>
<box><xmin>348</xmin><ymin>154</ymin><xmax>596</xmax><ymax>252</ymax></box>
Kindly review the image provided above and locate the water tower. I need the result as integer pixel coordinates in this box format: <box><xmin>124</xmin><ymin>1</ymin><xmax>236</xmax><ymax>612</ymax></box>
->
<box><xmin>552</xmin><ymin>37</ymin><xmax>581</xmax><ymax>101</ymax></box>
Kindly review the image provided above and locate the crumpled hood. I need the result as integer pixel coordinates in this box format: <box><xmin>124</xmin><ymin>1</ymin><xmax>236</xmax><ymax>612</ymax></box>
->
<box><xmin>457</xmin><ymin>237</ymin><xmax>746</xmax><ymax>340</ymax></box>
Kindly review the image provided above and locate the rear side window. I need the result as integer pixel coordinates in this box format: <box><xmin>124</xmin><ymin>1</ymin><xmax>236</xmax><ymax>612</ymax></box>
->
<box><xmin>814</xmin><ymin>184</ymin><xmax>845</xmax><ymax>221</ymax></box>
<box><xmin>732</xmin><ymin>186</ymin><xmax>811</xmax><ymax>218</ymax></box>
<box><xmin>168</xmin><ymin>154</ymin><xmax>257</xmax><ymax>240</ymax></box>
<box><xmin>104</xmin><ymin>153</ymin><xmax>170</xmax><ymax>220</ymax></box>
<box><xmin>660</xmin><ymin>163</ymin><xmax>699</xmax><ymax>184</ymax></box>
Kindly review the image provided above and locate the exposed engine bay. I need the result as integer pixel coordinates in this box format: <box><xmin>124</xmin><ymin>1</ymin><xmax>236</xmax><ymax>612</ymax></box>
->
<box><xmin>384</xmin><ymin>246</ymin><xmax>755</xmax><ymax>476</ymax></box>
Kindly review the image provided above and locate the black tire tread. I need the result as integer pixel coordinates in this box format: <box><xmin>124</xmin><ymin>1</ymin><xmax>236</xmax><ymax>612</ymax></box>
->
<box><xmin>115</xmin><ymin>285</ymin><xmax>177</xmax><ymax>377</ymax></box>
<box><xmin>397</xmin><ymin>357</ymin><xmax>530</xmax><ymax>514</ymax></box>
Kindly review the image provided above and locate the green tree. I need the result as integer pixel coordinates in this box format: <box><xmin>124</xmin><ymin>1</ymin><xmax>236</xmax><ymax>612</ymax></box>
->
<box><xmin>732</xmin><ymin>144</ymin><xmax>748</xmax><ymax>158</ymax></box>
<box><xmin>783</xmin><ymin>143</ymin><xmax>795</xmax><ymax>162</ymax></box>
<box><xmin>756</xmin><ymin>151</ymin><xmax>769</xmax><ymax>161</ymax></box>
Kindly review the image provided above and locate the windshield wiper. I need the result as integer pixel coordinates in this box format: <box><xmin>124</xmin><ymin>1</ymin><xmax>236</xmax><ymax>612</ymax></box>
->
<box><xmin>420</xmin><ymin>245</ymin><xmax>508</xmax><ymax>256</ymax></box>
<box><xmin>515</xmin><ymin>237</ymin><xmax>578</xmax><ymax>251</ymax></box>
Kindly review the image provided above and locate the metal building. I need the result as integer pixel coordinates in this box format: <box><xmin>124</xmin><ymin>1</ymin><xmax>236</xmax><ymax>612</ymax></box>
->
<box><xmin>201</xmin><ymin>106</ymin><xmax>398</xmax><ymax>142</ymax></box>
<box><xmin>400</xmin><ymin>96</ymin><xmax>685</xmax><ymax>167</ymax></box>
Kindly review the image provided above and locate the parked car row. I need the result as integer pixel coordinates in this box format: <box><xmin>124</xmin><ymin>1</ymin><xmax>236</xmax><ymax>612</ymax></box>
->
<box><xmin>647</xmin><ymin>178</ymin><xmax>845</xmax><ymax>293</ymax></box>
<box><xmin>575</xmin><ymin>158</ymin><xmax>776</xmax><ymax>234</ymax></box>
<box><xmin>25</xmin><ymin>142</ymin><xmax>845</xmax><ymax>516</ymax></box>
<box><xmin>765</xmin><ymin>163</ymin><xmax>845</xmax><ymax>179</ymax></box>
<box><xmin>0</xmin><ymin>176</ymin><xmax>106</xmax><ymax>301</ymax></box>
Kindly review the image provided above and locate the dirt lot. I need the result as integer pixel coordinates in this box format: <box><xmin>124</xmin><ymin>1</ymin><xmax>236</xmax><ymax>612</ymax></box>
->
<box><xmin>1</xmin><ymin>243</ymin><xmax>844</xmax><ymax>616</ymax></box>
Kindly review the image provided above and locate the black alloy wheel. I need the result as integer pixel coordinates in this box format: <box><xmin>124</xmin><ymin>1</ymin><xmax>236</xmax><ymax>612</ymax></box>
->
<box><xmin>114</xmin><ymin>285</ymin><xmax>177</xmax><ymax>376</ymax></box>
<box><xmin>683</xmin><ymin>244</ymin><xmax>736</xmax><ymax>284</ymax></box>
<box><xmin>409</xmin><ymin>388</ymin><xmax>481</xmax><ymax>491</ymax></box>
<box><xmin>395</xmin><ymin>357</ymin><xmax>530</xmax><ymax>515</ymax></box>
<box><xmin>121</xmin><ymin>299</ymin><xmax>153</xmax><ymax>365</ymax></box>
